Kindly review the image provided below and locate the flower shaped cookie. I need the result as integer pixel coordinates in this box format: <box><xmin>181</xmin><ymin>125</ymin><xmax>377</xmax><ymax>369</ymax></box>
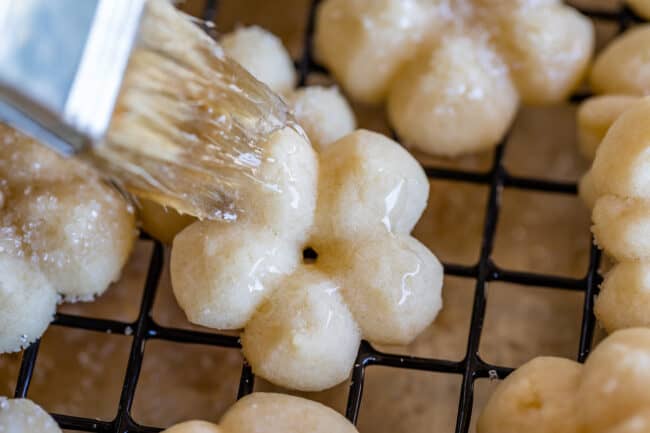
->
<box><xmin>163</xmin><ymin>393</ymin><xmax>358</xmax><ymax>433</ymax></box>
<box><xmin>138</xmin><ymin>25</ymin><xmax>356</xmax><ymax>243</ymax></box>
<box><xmin>0</xmin><ymin>125</ymin><xmax>136</xmax><ymax>353</ymax></box>
<box><xmin>171</xmin><ymin>128</ymin><xmax>443</xmax><ymax>391</ymax></box>
<box><xmin>314</xmin><ymin>0</ymin><xmax>594</xmax><ymax>156</ymax></box>
<box><xmin>580</xmin><ymin>96</ymin><xmax>650</xmax><ymax>332</ymax></box>
<box><xmin>577</xmin><ymin>25</ymin><xmax>650</xmax><ymax>160</ymax></box>
<box><xmin>221</xmin><ymin>25</ymin><xmax>357</xmax><ymax>152</ymax></box>
<box><xmin>0</xmin><ymin>397</ymin><xmax>61</xmax><ymax>433</ymax></box>
<box><xmin>478</xmin><ymin>328</ymin><xmax>650</xmax><ymax>433</ymax></box>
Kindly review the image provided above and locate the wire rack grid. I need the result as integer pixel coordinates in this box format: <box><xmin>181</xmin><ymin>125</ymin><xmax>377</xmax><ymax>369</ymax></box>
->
<box><xmin>8</xmin><ymin>1</ymin><xmax>646</xmax><ymax>432</ymax></box>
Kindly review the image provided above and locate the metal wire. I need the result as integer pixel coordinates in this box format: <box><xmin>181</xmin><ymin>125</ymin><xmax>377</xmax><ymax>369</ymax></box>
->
<box><xmin>10</xmin><ymin>2</ymin><xmax>646</xmax><ymax>432</ymax></box>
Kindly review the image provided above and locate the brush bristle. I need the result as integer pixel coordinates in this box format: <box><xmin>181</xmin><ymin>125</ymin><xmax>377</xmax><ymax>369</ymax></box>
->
<box><xmin>90</xmin><ymin>0</ymin><xmax>291</xmax><ymax>220</ymax></box>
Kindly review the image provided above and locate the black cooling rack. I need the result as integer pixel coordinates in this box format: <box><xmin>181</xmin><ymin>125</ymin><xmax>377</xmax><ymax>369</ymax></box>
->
<box><xmin>9</xmin><ymin>1</ymin><xmax>646</xmax><ymax>432</ymax></box>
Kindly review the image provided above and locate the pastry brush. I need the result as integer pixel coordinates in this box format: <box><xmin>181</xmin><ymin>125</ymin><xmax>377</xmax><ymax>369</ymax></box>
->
<box><xmin>0</xmin><ymin>0</ymin><xmax>291</xmax><ymax>220</ymax></box>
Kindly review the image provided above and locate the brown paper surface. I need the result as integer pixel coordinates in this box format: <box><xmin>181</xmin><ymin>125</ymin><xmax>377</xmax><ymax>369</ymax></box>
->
<box><xmin>0</xmin><ymin>1</ymin><xmax>623</xmax><ymax>431</ymax></box>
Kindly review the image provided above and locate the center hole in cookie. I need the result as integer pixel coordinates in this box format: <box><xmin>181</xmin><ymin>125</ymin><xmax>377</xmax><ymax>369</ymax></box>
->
<box><xmin>302</xmin><ymin>247</ymin><xmax>318</xmax><ymax>264</ymax></box>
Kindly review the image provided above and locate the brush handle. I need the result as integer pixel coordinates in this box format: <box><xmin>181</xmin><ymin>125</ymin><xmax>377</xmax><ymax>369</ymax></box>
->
<box><xmin>0</xmin><ymin>0</ymin><xmax>145</xmax><ymax>155</ymax></box>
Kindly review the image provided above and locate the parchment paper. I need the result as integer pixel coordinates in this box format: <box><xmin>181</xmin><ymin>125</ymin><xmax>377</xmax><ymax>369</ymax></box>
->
<box><xmin>0</xmin><ymin>1</ymin><xmax>622</xmax><ymax>431</ymax></box>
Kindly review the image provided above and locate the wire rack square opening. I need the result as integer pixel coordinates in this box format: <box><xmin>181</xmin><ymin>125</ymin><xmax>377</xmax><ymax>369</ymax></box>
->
<box><xmin>7</xmin><ymin>1</ymin><xmax>647</xmax><ymax>432</ymax></box>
